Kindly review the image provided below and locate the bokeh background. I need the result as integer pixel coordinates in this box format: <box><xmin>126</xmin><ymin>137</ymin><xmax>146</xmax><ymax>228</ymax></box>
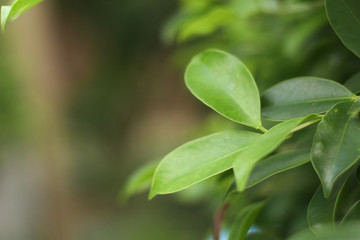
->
<box><xmin>0</xmin><ymin>0</ymin><xmax>359</xmax><ymax>239</ymax></box>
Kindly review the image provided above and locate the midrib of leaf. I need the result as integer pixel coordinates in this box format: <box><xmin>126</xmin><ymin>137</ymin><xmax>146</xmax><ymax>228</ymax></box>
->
<box><xmin>267</xmin><ymin>96</ymin><xmax>355</xmax><ymax>106</ymax></box>
<box><xmin>321</xmin><ymin>114</ymin><xmax>351</xmax><ymax>196</ymax></box>
<box><xmin>153</xmin><ymin>140</ymin><xmax>257</xmax><ymax>193</ymax></box>
<box><xmin>228</xmin><ymin>90</ymin><xmax>261</xmax><ymax>128</ymax></box>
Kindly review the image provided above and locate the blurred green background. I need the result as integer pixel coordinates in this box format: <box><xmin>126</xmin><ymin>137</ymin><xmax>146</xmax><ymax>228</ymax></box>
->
<box><xmin>0</xmin><ymin>0</ymin><xmax>359</xmax><ymax>239</ymax></box>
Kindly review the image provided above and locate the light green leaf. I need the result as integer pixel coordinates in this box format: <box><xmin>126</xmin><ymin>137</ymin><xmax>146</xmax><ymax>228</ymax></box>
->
<box><xmin>326</xmin><ymin>0</ymin><xmax>360</xmax><ymax>57</ymax></box>
<box><xmin>246</xmin><ymin>149</ymin><xmax>310</xmax><ymax>188</ymax></box>
<box><xmin>149</xmin><ymin>130</ymin><xmax>260</xmax><ymax>199</ymax></box>
<box><xmin>233</xmin><ymin>115</ymin><xmax>320</xmax><ymax>191</ymax></box>
<box><xmin>121</xmin><ymin>161</ymin><xmax>158</xmax><ymax>200</ymax></box>
<box><xmin>228</xmin><ymin>201</ymin><xmax>265</xmax><ymax>240</ymax></box>
<box><xmin>185</xmin><ymin>49</ymin><xmax>262</xmax><ymax>129</ymax></box>
<box><xmin>178</xmin><ymin>7</ymin><xmax>236</xmax><ymax>42</ymax></box>
<box><xmin>1</xmin><ymin>0</ymin><xmax>43</xmax><ymax>32</ymax></box>
<box><xmin>345</xmin><ymin>72</ymin><xmax>360</xmax><ymax>94</ymax></box>
<box><xmin>311</xmin><ymin>102</ymin><xmax>360</xmax><ymax>198</ymax></box>
<box><xmin>262</xmin><ymin>77</ymin><xmax>356</xmax><ymax>121</ymax></box>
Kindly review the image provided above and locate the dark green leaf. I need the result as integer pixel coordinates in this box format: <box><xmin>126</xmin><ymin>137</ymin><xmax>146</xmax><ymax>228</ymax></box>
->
<box><xmin>341</xmin><ymin>201</ymin><xmax>360</xmax><ymax>224</ymax></box>
<box><xmin>185</xmin><ymin>49</ymin><xmax>262</xmax><ymax>129</ymax></box>
<box><xmin>1</xmin><ymin>0</ymin><xmax>43</xmax><ymax>32</ymax></box>
<box><xmin>149</xmin><ymin>131</ymin><xmax>260</xmax><ymax>199</ymax></box>
<box><xmin>345</xmin><ymin>72</ymin><xmax>360</xmax><ymax>94</ymax></box>
<box><xmin>311</xmin><ymin>102</ymin><xmax>360</xmax><ymax>197</ymax></box>
<box><xmin>307</xmin><ymin>185</ymin><xmax>337</xmax><ymax>234</ymax></box>
<box><xmin>233</xmin><ymin>115</ymin><xmax>320</xmax><ymax>191</ymax></box>
<box><xmin>326</xmin><ymin>0</ymin><xmax>360</xmax><ymax>57</ymax></box>
<box><xmin>246</xmin><ymin>149</ymin><xmax>310</xmax><ymax>188</ymax></box>
<box><xmin>228</xmin><ymin>201</ymin><xmax>265</xmax><ymax>240</ymax></box>
<box><xmin>262</xmin><ymin>77</ymin><xmax>356</xmax><ymax>120</ymax></box>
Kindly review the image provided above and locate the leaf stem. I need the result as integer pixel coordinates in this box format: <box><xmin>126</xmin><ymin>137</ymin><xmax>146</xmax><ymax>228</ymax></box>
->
<box><xmin>290</xmin><ymin>117</ymin><xmax>322</xmax><ymax>133</ymax></box>
<box><xmin>259</xmin><ymin>126</ymin><xmax>268</xmax><ymax>133</ymax></box>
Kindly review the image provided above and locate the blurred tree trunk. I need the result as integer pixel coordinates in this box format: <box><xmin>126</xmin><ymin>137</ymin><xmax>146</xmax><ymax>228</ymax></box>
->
<box><xmin>0</xmin><ymin>2</ymin><xmax>75</xmax><ymax>239</ymax></box>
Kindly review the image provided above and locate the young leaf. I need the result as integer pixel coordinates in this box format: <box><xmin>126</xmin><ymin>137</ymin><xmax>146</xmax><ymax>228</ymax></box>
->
<box><xmin>233</xmin><ymin>115</ymin><xmax>320</xmax><ymax>191</ymax></box>
<box><xmin>345</xmin><ymin>72</ymin><xmax>360</xmax><ymax>94</ymax></box>
<box><xmin>325</xmin><ymin>0</ymin><xmax>360</xmax><ymax>57</ymax></box>
<box><xmin>311</xmin><ymin>102</ymin><xmax>360</xmax><ymax>198</ymax></box>
<box><xmin>228</xmin><ymin>201</ymin><xmax>265</xmax><ymax>240</ymax></box>
<box><xmin>149</xmin><ymin>130</ymin><xmax>260</xmax><ymax>199</ymax></box>
<box><xmin>262</xmin><ymin>77</ymin><xmax>356</xmax><ymax>120</ymax></box>
<box><xmin>1</xmin><ymin>0</ymin><xmax>43</xmax><ymax>32</ymax></box>
<box><xmin>185</xmin><ymin>49</ymin><xmax>262</xmax><ymax>129</ymax></box>
<box><xmin>246</xmin><ymin>149</ymin><xmax>310</xmax><ymax>188</ymax></box>
<box><xmin>121</xmin><ymin>161</ymin><xmax>158</xmax><ymax>200</ymax></box>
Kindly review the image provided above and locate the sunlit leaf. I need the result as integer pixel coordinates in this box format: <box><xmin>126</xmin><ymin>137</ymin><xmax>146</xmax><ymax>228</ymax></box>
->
<box><xmin>185</xmin><ymin>49</ymin><xmax>262</xmax><ymax>129</ymax></box>
<box><xmin>262</xmin><ymin>77</ymin><xmax>356</xmax><ymax>120</ymax></box>
<box><xmin>311</xmin><ymin>101</ymin><xmax>360</xmax><ymax>198</ymax></box>
<box><xmin>1</xmin><ymin>0</ymin><xmax>43</xmax><ymax>32</ymax></box>
<box><xmin>326</xmin><ymin>0</ymin><xmax>360</xmax><ymax>57</ymax></box>
<box><xmin>233</xmin><ymin>115</ymin><xmax>320</xmax><ymax>191</ymax></box>
<box><xmin>149</xmin><ymin>130</ymin><xmax>260</xmax><ymax>198</ymax></box>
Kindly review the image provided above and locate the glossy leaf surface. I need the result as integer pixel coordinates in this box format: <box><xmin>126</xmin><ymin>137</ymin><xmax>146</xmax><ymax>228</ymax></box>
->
<box><xmin>233</xmin><ymin>116</ymin><xmax>319</xmax><ymax>191</ymax></box>
<box><xmin>326</xmin><ymin>0</ymin><xmax>360</xmax><ymax>57</ymax></box>
<box><xmin>311</xmin><ymin>102</ymin><xmax>360</xmax><ymax>197</ymax></box>
<box><xmin>150</xmin><ymin>130</ymin><xmax>260</xmax><ymax>198</ymax></box>
<box><xmin>246</xmin><ymin>149</ymin><xmax>310</xmax><ymax>188</ymax></box>
<box><xmin>185</xmin><ymin>49</ymin><xmax>262</xmax><ymax>129</ymax></box>
<box><xmin>262</xmin><ymin>77</ymin><xmax>355</xmax><ymax>120</ymax></box>
<box><xmin>228</xmin><ymin>202</ymin><xmax>265</xmax><ymax>240</ymax></box>
<box><xmin>1</xmin><ymin>0</ymin><xmax>43</xmax><ymax>31</ymax></box>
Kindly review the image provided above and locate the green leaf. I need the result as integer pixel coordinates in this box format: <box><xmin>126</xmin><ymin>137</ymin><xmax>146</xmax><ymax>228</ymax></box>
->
<box><xmin>288</xmin><ymin>223</ymin><xmax>360</xmax><ymax>240</ymax></box>
<box><xmin>311</xmin><ymin>102</ymin><xmax>360</xmax><ymax>198</ymax></box>
<box><xmin>308</xmin><ymin>170</ymin><xmax>360</xmax><ymax>233</ymax></box>
<box><xmin>345</xmin><ymin>72</ymin><xmax>360</xmax><ymax>94</ymax></box>
<box><xmin>246</xmin><ymin>149</ymin><xmax>310</xmax><ymax>188</ymax></box>
<box><xmin>121</xmin><ymin>161</ymin><xmax>158</xmax><ymax>200</ymax></box>
<box><xmin>233</xmin><ymin>115</ymin><xmax>320</xmax><ymax>191</ymax></box>
<box><xmin>325</xmin><ymin>0</ymin><xmax>360</xmax><ymax>57</ymax></box>
<box><xmin>348</xmin><ymin>97</ymin><xmax>360</xmax><ymax>114</ymax></box>
<box><xmin>1</xmin><ymin>0</ymin><xmax>43</xmax><ymax>32</ymax></box>
<box><xmin>185</xmin><ymin>49</ymin><xmax>262</xmax><ymax>129</ymax></box>
<box><xmin>228</xmin><ymin>201</ymin><xmax>265</xmax><ymax>240</ymax></box>
<box><xmin>341</xmin><ymin>201</ymin><xmax>360</xmax><ymax>224</ymax></box>
<box><xmin>149</xmin><ymin>130</ymin><xmax>260</xmax><ymax>199</ymax></box>
<box><xmin>307</xmin><ymin>185</ymin><xmax>337</xmax><ymax>234</ymax></box>
<box><xmin>262</xmin><ymin>77</ymin><xmax>356</xmax><ymax>121</ymax></box>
